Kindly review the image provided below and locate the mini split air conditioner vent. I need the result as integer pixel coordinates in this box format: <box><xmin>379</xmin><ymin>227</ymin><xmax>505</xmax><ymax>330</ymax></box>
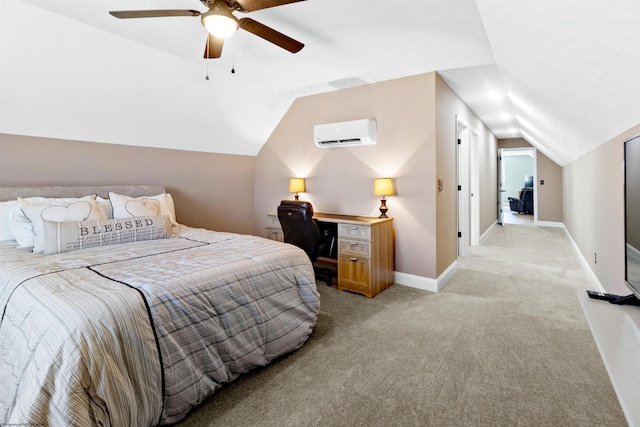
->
<box><xmin>313</xmin><ymin>119</ymin><xmax>377</xmax><ymax>148</ymax></box>
<box><xmin>316</xmin><ymin>138</ymin><xmax>362</xmax><ymax>146</ymax></box>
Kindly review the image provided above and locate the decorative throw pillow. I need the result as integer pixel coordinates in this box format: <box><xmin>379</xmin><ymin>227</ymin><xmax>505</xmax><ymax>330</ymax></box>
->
<box><xmin>96</xmin><ymin>196</ymin><xmax>113</xmax><ymax>219</ymax></box>
<box><xmin>11</xmin><ymin>195</ymin><xmax>104</xmax><ymax>248</ymax></box>
<box><xmin>42</xmin><ymin>215</ymin><xmax>173</xmax><ymax>255</ymax></box>
<box><xmin>0</xmin><ymin>200</ymin><xmax>18</xmax><ymax>241</ymax></box>
<box><xmin>109</xmin><ymin>192</ymin><xmax>177</xmax><ymax>225</ymax></box>
<box><xmin>20</xmin><ymin>195</ymin><xmax>106</xmax><ymax>252</ymax></box>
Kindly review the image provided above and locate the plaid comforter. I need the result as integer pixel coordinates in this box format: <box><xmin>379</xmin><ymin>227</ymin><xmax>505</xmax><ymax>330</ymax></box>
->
<box><xmin>0</xmin><ymin>226</ymin><xmax>319</xmax><ymax>426</ymax></box>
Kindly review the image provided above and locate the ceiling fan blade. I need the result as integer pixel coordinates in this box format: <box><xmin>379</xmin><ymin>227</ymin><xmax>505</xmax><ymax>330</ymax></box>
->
<box><xmin>234</xmin><ymin>0</ymin><xmax>305</xmax><ymax>12</ymax></box>
<box><xmin>109</xmin><ymin>10</ymin><xmax>201</xmax><ymax>19</ymax></box>
<box><xmin>239</xmin><ymin>18</ymin><xmax>304</xmax><ymax>53</ymax></box>
<box><xmin>204</xmin><ymin>34</ymin><xmax>224</xmax><ymax>59</ymax></box>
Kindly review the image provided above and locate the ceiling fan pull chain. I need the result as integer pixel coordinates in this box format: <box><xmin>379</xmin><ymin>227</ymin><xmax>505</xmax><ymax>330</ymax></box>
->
<box><xmin>231</xmin><ymin>34</ymin><xmax>236</xmax><ymax>74</ymax></box>
<box><xmin>206</xmin><ymin>37</ymin><xmax>210</xmax><ymax>80</ymax></box>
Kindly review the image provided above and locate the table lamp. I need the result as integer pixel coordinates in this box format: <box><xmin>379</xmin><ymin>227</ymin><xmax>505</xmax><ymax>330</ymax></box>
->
<box><xmin>289</xmin><ymin>178</ymin><xmax>306</xmax><ymax>200</ymax></box>
<box><xmin>374</xmin><ymin>178</ymin><xmax>395</xmax><ymax>218</ymax></box>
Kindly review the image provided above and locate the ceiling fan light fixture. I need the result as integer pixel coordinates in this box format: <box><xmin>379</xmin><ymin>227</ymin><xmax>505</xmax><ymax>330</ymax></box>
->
<box><xmin>202</xmin><ymin>6</ymin><xmax>238</xmax><ymax>38</ymax></box>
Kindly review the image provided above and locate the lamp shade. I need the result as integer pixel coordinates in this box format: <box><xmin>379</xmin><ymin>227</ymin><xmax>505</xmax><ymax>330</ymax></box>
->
<box><xmin>289</xmin><ymin>178</ymin><xmax>306</xmax><ymax>193</ymax></box>
<box><xmin>374</xmin><ymin>178</ymin><xmax>395</xmax><ymax>197</ymax></box>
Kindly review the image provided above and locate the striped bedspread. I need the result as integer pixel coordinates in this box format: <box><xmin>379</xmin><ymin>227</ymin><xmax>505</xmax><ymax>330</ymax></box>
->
<box><xmin>0</xmin><ymin>226</ymin><xmax>319</xmax><ymax>426</ymax></box>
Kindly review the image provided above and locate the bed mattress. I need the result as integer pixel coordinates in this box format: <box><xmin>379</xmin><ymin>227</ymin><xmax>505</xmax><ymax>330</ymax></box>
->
<box><xmin>0</xmin><ymin>225</ymin><xmax>319</xmax><ymax>426</ymax></box>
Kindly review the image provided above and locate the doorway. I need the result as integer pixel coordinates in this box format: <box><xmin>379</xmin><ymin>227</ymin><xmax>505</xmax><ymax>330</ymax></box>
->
<box><xmin>499</xmin><ymin>148</ymin><xmax>536</xmax><ymax>225</ymax></box>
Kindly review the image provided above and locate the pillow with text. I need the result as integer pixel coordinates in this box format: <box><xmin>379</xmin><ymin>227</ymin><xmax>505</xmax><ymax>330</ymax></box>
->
<box><xmin>42</xmin><ymin>215</ymin><xmax>173</xmax><ymax>255</ymax></box>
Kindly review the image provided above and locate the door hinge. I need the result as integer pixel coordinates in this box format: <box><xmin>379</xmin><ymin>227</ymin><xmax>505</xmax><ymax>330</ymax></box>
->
<box><xmin>458</xmin><ymin>185</ymin><xmax>462</xmax><ymax>191</ymax></box>
<box><xmin>458</xmin><ymin>138</ymin><xmax>461</xmax><ymax>145</ymax></box>
<box><xmin>458</xmin><ymin>231</ymin><xmax>462</xmax><ymax>238</ymax></box>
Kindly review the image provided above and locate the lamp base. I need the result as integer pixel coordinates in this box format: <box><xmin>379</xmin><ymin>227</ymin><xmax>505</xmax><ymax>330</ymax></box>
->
<box><xmin>378</xmin><ymin>199</ymin><xmax>388</xmax><ymax>218</ymax></box>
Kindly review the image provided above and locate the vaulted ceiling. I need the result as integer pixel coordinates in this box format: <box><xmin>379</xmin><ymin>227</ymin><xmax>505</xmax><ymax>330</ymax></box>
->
<box><xmin>3</xmin><ymin>0</ymin><xmax>640</xmax><ymax>166</ymax></box>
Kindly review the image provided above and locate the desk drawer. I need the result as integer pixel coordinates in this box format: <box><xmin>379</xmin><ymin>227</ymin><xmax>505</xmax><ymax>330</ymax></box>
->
<box><xmin>338</xmin><ymin>254</ymin><xmax>371</xmax><ymax>295</ymax></box>
<box><xmin>339</xmin><ymin>223</ymin><xmax>371</xmax><ymax>240</ymax></box>
<box><xmin>266</xmin><ymin>228</ymin><xmax>283</xmax><ymax>242</ymax></box>
<box><xmin>338</xmin><ymin>239</ymin><xmax>371</xmax><ymax>257</ymax></box>
<box><xmin>267</xmin><ymin>215</ymin><xmax>281</xmax><ymax>229</ymax></box>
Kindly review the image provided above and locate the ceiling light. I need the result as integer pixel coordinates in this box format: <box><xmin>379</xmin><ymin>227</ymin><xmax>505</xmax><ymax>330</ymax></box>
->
<box><xmin>201</xmin><ymin>5</ymin><xmax>238</xmax><ymax>38</ymax></box>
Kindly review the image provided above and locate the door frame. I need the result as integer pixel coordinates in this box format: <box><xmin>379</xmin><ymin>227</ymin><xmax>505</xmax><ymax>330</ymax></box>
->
<box><xmin>456</xmin><ymin>116</ymin><xmax>470</xmax><ymax>257</ymax></box>
<box><xmin>498</xmin><ymin>147</ymin><xmax>538</xmax><ymax>224</ymax></box>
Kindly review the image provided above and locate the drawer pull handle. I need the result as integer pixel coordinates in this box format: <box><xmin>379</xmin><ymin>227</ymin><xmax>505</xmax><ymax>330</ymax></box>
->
<box><xmin>349</xmin><ymin>226</ymin><xmax>359</xmax><ymax>230</ymax></box>
<box><xmin>349</xmin><ymin>257</ymin><xmax>359</xmax><ymax>261</ymax></box>
<box><xmin>350</xmin><ymin>242</ymin><xmax>359</xmax><ymax>246</ymax></box>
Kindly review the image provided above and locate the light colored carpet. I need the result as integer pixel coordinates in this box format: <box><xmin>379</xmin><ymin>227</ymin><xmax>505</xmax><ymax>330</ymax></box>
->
<box><xmin>175</xmin><ymin>224</ymin><xmax>626</xmax><ymax>426</ymax></box>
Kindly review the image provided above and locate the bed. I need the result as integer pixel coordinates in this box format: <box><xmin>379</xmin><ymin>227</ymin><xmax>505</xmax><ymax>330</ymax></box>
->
<box><xmin>0</xmin><ymin>185</ymin><xmax>319</xmax><ymax>426</ymax></box>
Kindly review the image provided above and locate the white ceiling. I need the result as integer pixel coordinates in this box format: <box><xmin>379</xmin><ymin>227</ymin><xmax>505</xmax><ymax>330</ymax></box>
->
<box><xmin>3</xmin><ymin>0</ymin><xmax>640</xmax><ymax>165</ymax></box>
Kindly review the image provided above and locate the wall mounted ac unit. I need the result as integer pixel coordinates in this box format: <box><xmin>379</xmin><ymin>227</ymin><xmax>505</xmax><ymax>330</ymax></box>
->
<box><xmin>313</xmin><ymin>119</ymin><xmax>377</xmax><ymax>148</ymax></box>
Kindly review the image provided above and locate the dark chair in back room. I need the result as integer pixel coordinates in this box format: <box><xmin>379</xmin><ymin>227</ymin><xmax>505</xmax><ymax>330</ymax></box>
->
<box><xmin>277</xmin><ymin>200</ymin><xmax>335</xmax><ymax>285</ymax></box>
<box><xmin>508</xmin><ymin>187</ymin><xmax>534</xmax><ymax>214</ymax></box>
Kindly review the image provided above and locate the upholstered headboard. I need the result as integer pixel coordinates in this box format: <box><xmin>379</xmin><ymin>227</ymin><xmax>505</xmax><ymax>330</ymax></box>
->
<box><xmin>0</xmin><ymin>185</ymin><xmax>166</xmax><ymax>202</ymax></box>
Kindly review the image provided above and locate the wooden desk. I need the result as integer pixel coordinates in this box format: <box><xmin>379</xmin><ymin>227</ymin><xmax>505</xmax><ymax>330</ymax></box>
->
<box><xmin>266</xmin><ymin>212</ymin><xmax>394</xmax><ymax>298</ymax></box>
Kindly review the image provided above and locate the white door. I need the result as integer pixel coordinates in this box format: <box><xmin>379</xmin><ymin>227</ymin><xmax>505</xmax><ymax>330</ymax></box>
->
<box><xmin>470</xmin><ymin>128</ymin><xmax>480</xmax><ymax>245</ymax></box>
<box><xmin>498</xmin><ymin>149</ymin><xmax>506</xmax><ymax>225</ymax></box>
<box><xmin>457</xmin><ymin>116</ymin><xmax>470</xmax><ymax>256</ymax></box>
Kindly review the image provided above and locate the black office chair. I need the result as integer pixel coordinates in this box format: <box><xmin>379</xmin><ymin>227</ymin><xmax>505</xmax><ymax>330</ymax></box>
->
<box><xmin>277</xmin><ymin>200</ymin><xmax>335</xmax><ymax>285</ymax></box>
<box><xmin>508</xmin><ymin>187</ymin><xmax>534</xmax><ymax>214</ymax></box>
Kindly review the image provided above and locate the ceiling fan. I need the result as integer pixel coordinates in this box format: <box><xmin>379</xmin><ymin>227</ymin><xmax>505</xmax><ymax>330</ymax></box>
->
<box><xmin>109</xmin><ymin>0</ymin><xmax>305</xmax><ymax>59</ymax></box>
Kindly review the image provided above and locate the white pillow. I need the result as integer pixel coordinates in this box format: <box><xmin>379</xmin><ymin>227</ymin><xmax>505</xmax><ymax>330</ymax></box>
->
<box><xmin>11</xmin><ymin>195</ymin><xmax>101</xmax><ymax>249</ymax></box>
<box><xmin>10</xmin><ymin>198</ymin><xmax>51</xmax><ymax>247</ymax></box>
<box><xmin>21</xmin><ymin>196</ymin><xmax>107</xmax><ymax>253</ymax></box>
<box><xmin>96</xmin><ymin>196</ymin><xmax>113</xmax><ymax>219</ymax></box>
<box><xmin>0</xmin><ymin>200</ymin><xmax>18</xmax><ymax>241</ymax></box>
<box><xmin>165</xmin><ymin>193</ymin><xmax>176</xmax><ymax>221</ymax></box>
<box><xmin>42</xmin><ymin>215</ymin><xmax>173</xmax><ymax>255</ymax></box>
<box><xmin>109</xmin><ymin>192</ymin><xmax>177</xmax><ymax>225</ymax></box>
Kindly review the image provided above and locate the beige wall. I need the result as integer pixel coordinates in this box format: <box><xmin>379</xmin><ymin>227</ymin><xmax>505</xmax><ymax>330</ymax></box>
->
<box><xmin>254</xmin><ymin>72</ymin><xmax>498</xmax><ymax>281</ymax></box>
<box><xmin>537</xmin><ymin>151</ymin><xmax>563</xmax><ymax>222</ymax></box>
<box><xmin>254</xmin><ymin>73</ymin><xmax>439</xmax><ymax>279</ymax></box>
<box><xmin>498</xmin><ymin>138</ymin><xmax>563</xmax><ymax>223</ymax></box>
<box><xmin>0</xmin><ymin>133</ymin><xmax>256</xmax><ymax>234</ymax></box>
<box><xmin>563</xmin><ymin>125</ymin><xmax>640</xmax><ymax>294</ymax></box>
<box><xmin>436</xmin><ymin>74</ymin><xmax>498</xmax><ymax>273</ymax></box>
<box><xmin>478</xmin><ymin>126</ymin><xmax>499</xmax><ymax>235</ymax></box>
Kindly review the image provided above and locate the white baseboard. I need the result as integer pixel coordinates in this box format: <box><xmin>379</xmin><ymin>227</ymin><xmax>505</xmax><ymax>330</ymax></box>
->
<box><xmin>395</xmin><ymin>272</ymin><xmax>437</xmax><ymax>292</ymax></box>
<box><xmin>395</xmin><ymin>260</ymin><xmax>458</xmax><ymax>293</ymax></box>
<box><xmin>562</xmin><ymin>225</ymin><xmax>605</xmax><ymax>292</ymax></box>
